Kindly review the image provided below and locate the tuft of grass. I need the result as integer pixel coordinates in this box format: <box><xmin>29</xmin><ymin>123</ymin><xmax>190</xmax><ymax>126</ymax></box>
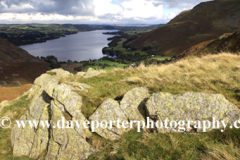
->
<box><xmin>123</xmin><ymin>77</ymin><xmax>143</xmax><ymax>84</ymax></box>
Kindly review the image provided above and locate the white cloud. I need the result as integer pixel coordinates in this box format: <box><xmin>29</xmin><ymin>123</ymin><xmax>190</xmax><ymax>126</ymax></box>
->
<box><xmin>1</xmin><ymin>1</ymin><xmax>7</xmax><ymax>8</ymax></box>
<box><xmin>0</xmin><ymin>0</ymin><xmax>210</xmax><ymax>24</ymax></box>
<box><xmin>93</xmin><ymin>0</ymin><xmax>123</xmax><ymax>16</ymax></box>
<box><xmin>11</xmin><ymin>3</ymin><xmax>34</xmax><ymax>10</ymax></box>
<box><xmin>121</xmin><ymin>0</ymin><xmax>163</xmax><ymax>19</ymax></box>
<box><xmin>0</xmin><ymin>13</ymin><xmax>98</xmax><ymax>22</ymax></box>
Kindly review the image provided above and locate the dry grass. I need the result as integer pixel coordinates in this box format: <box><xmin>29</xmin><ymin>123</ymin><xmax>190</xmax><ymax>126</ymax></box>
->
<box><xmin>89</xmin><ymin>128</ymin><xmax>240</xmax><ymax>160</ymax></box>
<box><xmin>121</xmin><ymin>52</ymin><xmax>240</xmax><ymax>95</ymax></box>
<box><xmin>202</xmin><ymin>140</ymin><xmax>240</xmax><ymax>160</ymax></box>
<box><xmin>76</xmin><ymin>52</ymin><xmax>240</xmax><ymax>117</ymax></box>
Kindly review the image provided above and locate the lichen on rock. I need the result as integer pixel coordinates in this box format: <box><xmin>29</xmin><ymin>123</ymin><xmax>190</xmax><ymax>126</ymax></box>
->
<box><xmin>47</xmin><ymin>68</ymin><xmax>73</xmax><ymax>79</ymax></box>
<box><xmin>45</xmin><ymin>101</ymin><xmax>96</xmax><ymax>160</ymax></box>
<box><xmin>11</xmin><ymin>69</ymin><xmax>95</xmax><ymax>160</ymax></box>
<box><xmin>120</xmin><ymin>87</ymin><xmax>150</xmax><ymax>121</ymax></box>
<box><xmin>89</xmin><ymin>98</ymin><xmax>130</xmax><ymax>140</ymax></box>
<box><xmin>146</xmin><ymin>92</ymin><xmax>240</xmax><ymax>133</ymax></box>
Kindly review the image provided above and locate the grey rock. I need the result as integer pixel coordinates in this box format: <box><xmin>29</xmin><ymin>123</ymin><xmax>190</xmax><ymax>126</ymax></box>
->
<box><xmin>120</xmin><ymin>87</ymin><xmax>150</xmax><ymax>121</ymax></box>
<box><xmin>146</xmin><ymin>92</ymin><xmax>240</xmax><ymax>133</ymax></box>
<box><xmin>89</xmin><ymin>99</ymin><xmax>129</xmax><ymax>140</ymax></box>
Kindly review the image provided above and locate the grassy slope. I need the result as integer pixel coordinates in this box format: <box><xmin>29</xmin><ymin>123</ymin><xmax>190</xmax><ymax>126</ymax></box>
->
<box><xmin>101</xmin><ymin>33</ymin><xmax>171</xmax><ymax>66</ymax></box>
<box><xmin>0</xmin><ymin>38</ymin><xmax>50</xmax><ymax>85</ymax></box>
<box><xmin>105</xmin><ymin>36</ymin><xmax>148</xmax><ymax>56</ymax></box>
<box><xmin>2</xmin><ymin>53</ymin><xmax>240</xmax><ymax>159</ymax></box>
<box><xmin>129</xmin><ymin>0</ymin><xmax>240</xmax><ymax>56</ymax></box>
<box><xmin>72</xmin><ymin>53</ymin><xmax>240</xmax><ymax>118</ymax></box>
<box><xmin>80</xmin><ymin>53</ymin><xmax>240</xmax><ymax>159</ymax></box>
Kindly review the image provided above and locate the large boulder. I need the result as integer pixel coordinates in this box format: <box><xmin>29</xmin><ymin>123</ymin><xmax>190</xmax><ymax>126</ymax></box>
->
<box><xmin>47</xmin><ymin>69</ymin><xmax>73</xmax><ymax>79</ymax></box>
<box><xmin>11</xmin><ymin>91</ymin><xmax>51</xmax><ymax>158</ymax></box>
<box><xmin>120</xmin><ymin>87</ymin><xmax>150</xmax><ymax>121</ymax></box>
<box><xmin>89</xmin><ymin>87</ymin><xmax>150</xmax><ymax>141</ymax></box>
<box><xmin>146</xmin><ymin>92</ymin><xmax>240</xmax><ymax>132</ymax></box>
<box><xmin>28</xmin><ymin>73</ymin><xmax>59</xmax><ymax>99</ymax></box>
<box><xmin>89</xmin><ymin>99</ymin><xmax>130</xmax><ymax>140</ymax></box>
<box><xmin>11</xmin><ymin>70</ymin><xmax>94</xmax><ymax>159</ymax></box>
<box><xmin>28</xmin><ymin>69</ymin><xmax>91</xmax><ymax>98</ymax></box>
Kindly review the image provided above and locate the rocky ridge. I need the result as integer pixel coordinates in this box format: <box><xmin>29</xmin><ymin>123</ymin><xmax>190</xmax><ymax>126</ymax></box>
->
<box><xmin>11</xmin><ymin>69</ymin><xmax>240</xmax><ymax>159</ymax></box>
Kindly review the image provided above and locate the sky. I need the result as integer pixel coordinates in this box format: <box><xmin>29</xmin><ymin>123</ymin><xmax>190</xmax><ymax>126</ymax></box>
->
<box><xmin>0</xmin><ymin>0</ymin><xmax>210</xmax><ymax>24</ymax></box>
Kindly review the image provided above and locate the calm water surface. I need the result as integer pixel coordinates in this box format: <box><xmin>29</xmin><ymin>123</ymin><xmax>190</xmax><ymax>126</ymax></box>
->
<box><xmin>20</xmin><ymin>30</ymin><xmax>117</xmax><ymax>62</ymax></box>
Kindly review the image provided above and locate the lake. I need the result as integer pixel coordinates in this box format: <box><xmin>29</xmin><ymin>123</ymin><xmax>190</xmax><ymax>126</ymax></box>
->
<box><xmin>20</xmin><ymin>30</ymin><xmax>117</xmax><ymax>62</ymax></box>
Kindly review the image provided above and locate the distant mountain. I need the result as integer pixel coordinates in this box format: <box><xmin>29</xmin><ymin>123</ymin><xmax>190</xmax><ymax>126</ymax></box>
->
<box><xmin>177</xmin><ymin>29</ymin><xmax>240</xmax><ymax>59</ymax></box>
<box><xmin>129</xmin><ymin>0</ymin><xmax>240</xmax><ymax>56</ymax></box>
<box><xmin>102</xmin><ymin>26</ymin><xmax>116</xmax><ymax>30</ymax></box>
<box><xmin>0</xmin><ymin>38</ymin><xmax>49</xmax><ymax>84</ymax></box>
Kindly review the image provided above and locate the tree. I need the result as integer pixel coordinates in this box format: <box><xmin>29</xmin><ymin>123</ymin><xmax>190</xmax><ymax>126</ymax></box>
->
<box><xmin>41</xmin><ymin>55</ymin><xmax>61</xmax><ymax>69</ymax></box>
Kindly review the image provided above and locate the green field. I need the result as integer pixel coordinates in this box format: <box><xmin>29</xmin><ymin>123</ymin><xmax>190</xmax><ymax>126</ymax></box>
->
<box><xmin>105</xmin><ymin>37</ymin><xmax>148</xmax><ymax>56</ymax></box>
<box><xmin>83</xmin><ymin>60</ymin><xmax>127</xmax><ymax>72</ymax></box>
<box><xmin>149</xmin><ymin>55</ymin><xmax>172</xmax><ymax>61</ymax></box>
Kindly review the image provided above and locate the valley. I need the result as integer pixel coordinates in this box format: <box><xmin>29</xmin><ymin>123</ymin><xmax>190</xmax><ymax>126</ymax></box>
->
<box><xmin>1</xmin><ymin>0</ymin><xmax>240</xmax><ymax>159</ymax></box>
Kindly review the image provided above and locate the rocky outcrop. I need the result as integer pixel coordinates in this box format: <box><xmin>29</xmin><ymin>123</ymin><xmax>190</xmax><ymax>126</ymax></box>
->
<box><xmin>47</xmin><ymin>69</ymin><xmax>73</xmax><ymax>79</ymax></box>
<box><xmin>11</xmin><ymin>70</ymin><xmax>95</xmax><ymax>160</ymax></box>
<box><xmin>89</xmin><ymin>87</ymin><xmax>149</xmax><ymax>140</ymax></box>
<box><xmin>89</xmin><ymin>99</ymin><xmax>129</xmax><ymax>140</ymax></box>
<box><xmin>120</xmin><ymin>87</ymin><xmax>149</xmax><ymax>121</ymax></box>
<box><xmin>146</xmin><ymin>92</ymin><xmax>240</xmax><ymax>132</ymax></box>
<box><xmin>45</xmin><ymin>101</ymin><xmax>95</xmax><ymax>160</ymax></box>
<box><xmin>11</xmin><ymin>69</ymin><xmax>240</xmax><ymax>159</ymax></box>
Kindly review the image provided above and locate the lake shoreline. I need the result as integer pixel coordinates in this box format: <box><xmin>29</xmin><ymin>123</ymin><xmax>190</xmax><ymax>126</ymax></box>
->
<box><xmin>20</xmin><ymin>30</ymin><xmax>118</xmax><ymax>62</ymax></box>
<box><xmin>19</xmin><ymin>29</ymin><xmax>119</xmax><ymax>47</ymax></box>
